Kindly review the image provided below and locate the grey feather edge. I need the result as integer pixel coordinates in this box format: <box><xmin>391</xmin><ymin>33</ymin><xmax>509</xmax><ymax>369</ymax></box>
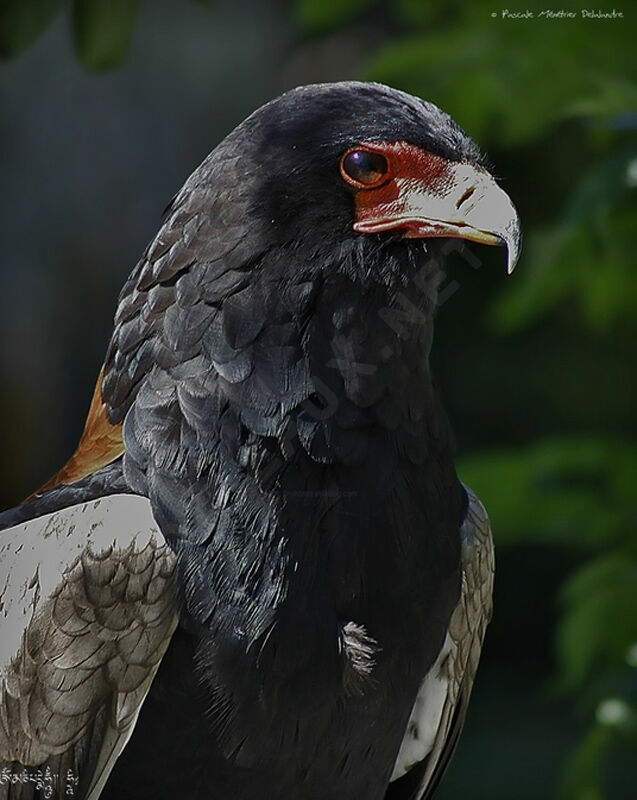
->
<box><xmin>414</xmin><ymin>484</ymin><xmax>494</xmax><ymax>800</ymax></box>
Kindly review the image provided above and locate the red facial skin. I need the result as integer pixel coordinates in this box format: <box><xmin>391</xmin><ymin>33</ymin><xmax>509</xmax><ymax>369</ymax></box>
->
<box><xmin>341</xmin><ymin>140</ymin><xmax>518</xmax><ymax>264</ymax></box>
<box><xmin>341</xmin><ymin>141</ymin><xmax>457</xmax><ymax>236</ymax></box>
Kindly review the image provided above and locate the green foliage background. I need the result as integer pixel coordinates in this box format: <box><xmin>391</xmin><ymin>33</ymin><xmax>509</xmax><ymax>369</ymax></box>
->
<box><xmin>1</xmin><ymin>1</ymin><xmax>635</xmax><ymax>798</ymax></box>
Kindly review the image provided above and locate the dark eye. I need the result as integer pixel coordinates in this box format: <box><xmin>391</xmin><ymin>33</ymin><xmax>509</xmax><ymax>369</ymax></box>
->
<box><xmin>340</xmin><ymin>149</ymin><xmax>389</xmax><ymax>187</ymax></box>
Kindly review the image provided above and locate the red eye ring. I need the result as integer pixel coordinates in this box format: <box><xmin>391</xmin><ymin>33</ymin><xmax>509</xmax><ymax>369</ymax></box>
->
<box><xmin>340</xmin><ymin>148</ymin><xmax>390</xmax><ymax>189</ymax></box>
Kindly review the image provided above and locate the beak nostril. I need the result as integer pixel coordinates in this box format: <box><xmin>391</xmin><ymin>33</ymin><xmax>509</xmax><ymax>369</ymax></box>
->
<box><xmin>456</xmin><ymin>187</ymin><xmax>476</xmax><ymax>209</ymax></box>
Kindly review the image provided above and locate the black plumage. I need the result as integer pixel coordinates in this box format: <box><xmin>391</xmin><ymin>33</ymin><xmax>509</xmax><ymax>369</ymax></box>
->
<box><xmin>0</xmin><ymin>81</ymin><xmax>518</xmax><ymax>800</ymax></box>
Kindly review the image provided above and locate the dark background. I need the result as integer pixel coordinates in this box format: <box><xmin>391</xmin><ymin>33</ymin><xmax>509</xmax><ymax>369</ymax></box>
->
<box><xmin>1</xmin><ymin>1</ymin><xmax>635</xmax><ymax>798</ymax></box>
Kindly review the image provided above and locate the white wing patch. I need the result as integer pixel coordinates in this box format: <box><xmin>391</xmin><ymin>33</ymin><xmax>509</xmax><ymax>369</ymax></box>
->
<box><xmin>389</xmin><ymin>485</ymin><xmax>495</xmax><ymax>792</ymax></box>
<box><xmin>0</xmin><ymin>494</ymin><xmax>177</xmax><ymax>794</ymax></box>
<box><xmin>390</xmin><ymin>633</ymin><xmax>454</xmax><ymax>780</ymax></box>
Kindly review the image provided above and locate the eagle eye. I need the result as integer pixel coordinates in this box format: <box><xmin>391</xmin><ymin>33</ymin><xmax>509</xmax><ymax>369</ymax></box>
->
<box><xmin>340</xmin><ymin>149</ymin><xmax>389</xmax><ymax>188</ymax></box>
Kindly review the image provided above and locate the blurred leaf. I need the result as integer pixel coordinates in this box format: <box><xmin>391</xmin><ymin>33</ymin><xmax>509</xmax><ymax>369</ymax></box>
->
<box><xmin>0</xmin><ymin>0</ymin><xmax>62</xmax><ymax>59</ymax></box>
<box><xmin>71</xmin><ymin>0</ymin><xmax>141</xmax><ymax>71</ymax></box>
<box><xmin>458</xmin><ymin>438</ymin><xmax>637</xmax><ymax>549</ymax></box>
<box><xmin>565</xmin><ymin>75</ymin><xmax>637</xmax><ymax>121</ymax></box>
<box><xmin>295</xmin><ymin>0</ymin><xmax>375</xmax><ymax>34</ymax></box>
<box><xmin>366</xmin><ymin>1</ymin><xmax>637</xmax><ymax>147</ymax></box>
<box><xmin>562</xmin><ymin>147</ymin><xmax>637</xmax><ymax>224</ymax></box>
<box><xmin>391</xmin><ymin>0</ymin><xmax>448</xmax><ymax>26</ymax></box>
<box><xmin>557</xmin><ymin>554</ymin><xmax>637</xmax><ymax>691</ymax></box>
<box><xmin>559</xmin><ymin>724</ymin><xmax>611</xmax><ymax>800</ymax></box>
<box><xmin>490</xmin><ymin>148</ymin><xmax>637</xmax><ymax>333</ymax></box>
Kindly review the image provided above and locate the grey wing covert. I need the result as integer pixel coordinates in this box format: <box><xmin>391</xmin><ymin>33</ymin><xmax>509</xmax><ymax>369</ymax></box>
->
<box><xmin>0</xmin><ymin>495</ymin><xmax>177</xmax><ymax>800</ymax></box>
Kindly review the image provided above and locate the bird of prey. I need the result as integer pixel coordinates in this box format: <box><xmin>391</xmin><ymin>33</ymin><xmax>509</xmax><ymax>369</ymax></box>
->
<box><xmin>0</xmin><ymin>81</ymin><xmax>520</xmax><ymax>800</ymax></box>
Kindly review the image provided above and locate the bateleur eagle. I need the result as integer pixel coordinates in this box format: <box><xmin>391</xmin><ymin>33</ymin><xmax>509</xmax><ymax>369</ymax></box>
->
<box><xmin>0</xmin><ymin>81</ymin><xmax>520</xmax><ymax>800</ymax></box>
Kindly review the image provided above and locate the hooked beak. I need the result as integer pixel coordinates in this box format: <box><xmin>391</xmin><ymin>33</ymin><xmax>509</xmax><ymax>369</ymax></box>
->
<box><xmin>353</xmin><ymin>158</ymin><xmax>521</xmax><ymax>274</ymax></box>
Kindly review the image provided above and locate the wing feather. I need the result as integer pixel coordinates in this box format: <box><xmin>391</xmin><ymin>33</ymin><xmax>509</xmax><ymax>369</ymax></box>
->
<box><xmin>0</xmin><ymin>495</ymin><xmax>177</xmax><ymax>799</ymax></box>
<box><xmin>388</xmin><ymin>484</ymin><xmax>494</xmax><ymax>800</ymax></box>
